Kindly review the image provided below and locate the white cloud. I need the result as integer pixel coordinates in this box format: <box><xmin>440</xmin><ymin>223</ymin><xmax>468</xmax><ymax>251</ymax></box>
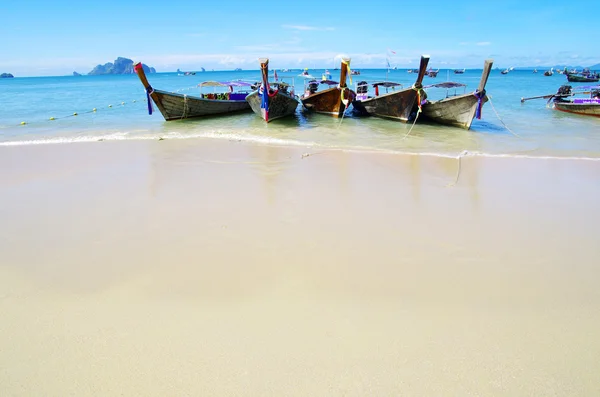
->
<box><xmin>476</xmin><ymin>42</ymin><xmax>491</xmax><ymax>46</ymax></box>
<box><xmin>281</xmin><ymin>24</ymin><xmax>335</xmax><ymax>31</ymax></box>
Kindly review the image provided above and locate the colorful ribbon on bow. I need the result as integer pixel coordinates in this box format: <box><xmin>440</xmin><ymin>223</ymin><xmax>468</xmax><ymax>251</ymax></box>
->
<box><xmin>473</xmin><ymin>89</ymin><xmax>486</xmax><ymax>119</ymax></box>
<box><xmin>145</xmin><ymin>86</ymin><xmax>154</xmax><ymax>115</ymax></box>
<box><xmin>341</xmin><ymin>59</ymin><xmax>352</xmax><ymax>85</ymax></box>
<box><xmin>412</xmin><ymin>84</ymin><xmax>425</xmax><ymax>113</ymax></box>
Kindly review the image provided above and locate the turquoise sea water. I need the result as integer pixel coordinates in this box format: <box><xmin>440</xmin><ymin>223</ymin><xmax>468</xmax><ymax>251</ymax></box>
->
<box><xmin>1</xmin><ymin>69</ymin><xmax>599</xmax><ymax>159</ymax></box>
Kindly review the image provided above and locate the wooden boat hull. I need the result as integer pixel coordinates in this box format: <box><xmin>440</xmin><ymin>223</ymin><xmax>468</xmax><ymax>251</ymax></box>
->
<box><xmin>422</xmin><ymin>93</ymin><xmax>489</xmax><ymax>129</ymax></box>
<box><xmin>352</xmin><ymin>88</ymin><xmax>419</xmax><ymax>122</ymax></box>
<box><xmin>149</xmin><ymin>89</ymin><xmax>251</xmax><ymax>121</ymax></box>
<box><xmin>301</xmin><ymin>86</ymin><xmax>351</xmax><ymax>117</ymax></box>
<box><xmin>553</xmin><ymin>102</ymin><xmax>600</xmax><ymax>117</ymax></box>
<box><xmin>246</xmin><ymin>91</ymin><xmax>298</xmax><ymax>122</ymax></box>
<box><xmin>352</xmin><ymin>55</ymin><xmax>429</xmax><ymax>122</ymax></box>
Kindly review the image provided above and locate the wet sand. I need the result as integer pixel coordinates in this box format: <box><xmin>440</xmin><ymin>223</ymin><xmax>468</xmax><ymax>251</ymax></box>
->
<box><xmin>1</xmin><ymin>139</ymin><xmax>600</xmax><ymax>396</ymax></box>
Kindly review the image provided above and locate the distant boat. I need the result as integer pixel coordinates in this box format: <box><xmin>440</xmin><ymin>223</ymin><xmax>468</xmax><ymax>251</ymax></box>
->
<box><xmin>350</xmin><ymin>70</ymin><xmax>360</xmax><ymax>75</ymax></box>
<box><xmin>566</xmin><ymin>73</ymin><xmax>599</xmax><ymax>83</ymax></box>
<box><xmin>298</xmin><ymin>70</ymin><xmax>317</xmax><ymax>79</ymax></box>
<box><xmin>426</xmin><ymin>68</ymin><xmax>439</xmax><ymax>77</ymax></box>
<box><xmin>352</xmin><ymin>55</ymin><xmax>429</xmax><ymax>122</ymax></box>
<box><xmin>421</xmin><ymin>59</ymin><xmax>493</xmax><ymax>129</ymax></box>
<box><xmin>544</xmin><ymin>68</ymin><xmax>554</xmax><ymax>76</ymax></box>
<box><xmin>300</xmin><ymin>57</ymin><xmax>355</xmax><ymax>118</ymax></box>
<box><xmin>566</xmin><ymin>68</ymin><xmax>599</xmax><ymax>83</ymax></box>
<box><xmin>454</xmin><ymin>68</ymin><xmax>465</xmax><ymax>74</ymax></box>
<box><xmin>133</xmin><ymin>62</ymin><xmax>251</xmax><ymax>121</ymax></box>
<box><xmin>533</xmin><ymin>69</ymin><xmax>538</xmax><ymax>73</ymax></box>
<box><xmin>246</xmin><ymin>58</ymin><xmax>299</xmax><ymax>122</ymax></box>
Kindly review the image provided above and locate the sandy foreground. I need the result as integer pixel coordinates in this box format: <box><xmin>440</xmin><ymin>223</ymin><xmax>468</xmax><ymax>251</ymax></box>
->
<box><xmin>1</xmin><ymin>139</ymin><xmax>599</xmax><ymax>396</ymax></box>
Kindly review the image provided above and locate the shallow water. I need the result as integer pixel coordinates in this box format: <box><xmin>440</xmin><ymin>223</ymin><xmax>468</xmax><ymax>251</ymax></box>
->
<box><xmin>1</xmin><ymin>69</ymin><xmax>599</xmax><ymax>158</ymax></box>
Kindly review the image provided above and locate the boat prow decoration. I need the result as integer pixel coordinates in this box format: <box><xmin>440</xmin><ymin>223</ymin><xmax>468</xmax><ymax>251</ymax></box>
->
<box><xmin>246</xmin><ymin>58</ymin><xmax>299</xmax><ymax>122</ymax></box>
<box><xmin>300</xmin><ymin>57</ymin><xmax>356</xmax><ymax>118</ymax></box>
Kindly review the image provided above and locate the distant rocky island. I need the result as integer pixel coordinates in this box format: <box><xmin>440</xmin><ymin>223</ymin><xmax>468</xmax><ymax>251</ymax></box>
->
<box><xmin>1</xmin><ymin>73</ymin><xmax>14</xmax><ymax>78</ymax></box>
<box><xmin>88</xmin><ymin>57</ymin><xmax>156</xmax><ymax>75</ymax></box>
<box><xmin>73</xmin><ymin>71</ymin><xmax>82</xmax><ymax>76</ymax></box>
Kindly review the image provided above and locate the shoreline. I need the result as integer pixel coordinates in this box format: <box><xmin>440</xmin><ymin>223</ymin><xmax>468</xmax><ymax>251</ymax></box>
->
<box><xmin>2</xmin><ymin>132</ymin><xmax>600</xmax><ymax>162</ymax></box>
<box><xmin>1</xmin><ymin>138</ymin><xmax>600</xmax><ymax>395</ymax></box>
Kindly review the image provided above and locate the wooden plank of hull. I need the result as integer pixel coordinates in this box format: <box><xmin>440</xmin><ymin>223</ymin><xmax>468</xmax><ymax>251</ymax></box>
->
<box><xmin>354</xmin><ymin>89</ymin><xmax>419</xmax><ymax>121</ymax></box>
<box><xmin>246</xmin><ymin>91</ymin><xmax>298</xmax><ymax>122</ymax></box>
<box><xmin>421</xmin><ymin>93</ymin><xmax>489</xmax><ymax>129</ymax></box>
<box><xmin>152</xmin><ymin>90</ymin><xmax>251</xmax><ymax>121</ymax></box>
<box><xmin>301</xmin><ymin>87</ymin><xmax>346</xmax><ymax>117</ymax></box>
<box><xmin>554</xmin><ymin>103</ymin><xmax>600</xmax><ymax>117</ymax></box>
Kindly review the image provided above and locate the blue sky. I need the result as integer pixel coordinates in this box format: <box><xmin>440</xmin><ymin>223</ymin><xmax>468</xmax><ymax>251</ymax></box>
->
<box><xmin>1</xmin><ymin>0</ymin><xmax>598</xmax><ymax>76</ymax></box>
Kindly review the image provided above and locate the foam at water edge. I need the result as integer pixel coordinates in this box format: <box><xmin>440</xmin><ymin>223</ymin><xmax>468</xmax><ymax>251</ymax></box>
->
<box><xmin>1</xmin><ymin>131</ymin><xmax>599</xmax><ymax>162</ymax></box>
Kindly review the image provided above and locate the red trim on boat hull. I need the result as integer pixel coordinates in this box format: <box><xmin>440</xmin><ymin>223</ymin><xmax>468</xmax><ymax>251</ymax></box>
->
<box><xmin>554</xmin><ymin>107</ymin><xmax>600</xmax><ymax>118</ymax></box>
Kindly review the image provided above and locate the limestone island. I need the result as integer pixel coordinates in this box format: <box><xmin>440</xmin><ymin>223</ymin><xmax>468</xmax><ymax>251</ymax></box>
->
<box><xmin>1</xmin><ymin>73</ymin><xmax>15</xmax><ymax>78</ymax></box>
<box><xmin>73</xmin><ymin>71</ymin><xmax>82</xmax><ymax>76</ymax></box>
<box><xmin>88</xmin><ymin>57</ymin><xmax>156</xmax><ymax>75</ymax></box>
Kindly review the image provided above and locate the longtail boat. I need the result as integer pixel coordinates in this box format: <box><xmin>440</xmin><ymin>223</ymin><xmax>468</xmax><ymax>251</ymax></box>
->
<box><xmin>421</xmin><ymin>59</ymin><xmax>493</xmax><ymax>129</ymax></box>
<box><xmin>521</xmin><ymin>84</ymin><xmax>600</xmax><ymax>117</ymax></box>
<box><xmin>551</xmin><ymin>85</ymin><xmax>600</xmax><ymax>117</ymax></box>
<box><xmin>133</xmin><ymin>62</ymin><xmax>251</xmax><ymax>121</ymax></box>
<box><xmin>300</xmin><ymin>57</ymin><xmax>355</xmax><ymax>118</ymax></box>
<box><xmin>566</xmin><ymin>69</ymin><xmax>599</xmax><ymax>83</ymax></box>
<box><xmin>352</xmin><ymin>55</ymin><xmax>429</xmax><ymax>122</ymax></box>
<box><xmin>245</xmin><ymin>58</ymin><xmax>299</xmax><ymax>122</ymax></box>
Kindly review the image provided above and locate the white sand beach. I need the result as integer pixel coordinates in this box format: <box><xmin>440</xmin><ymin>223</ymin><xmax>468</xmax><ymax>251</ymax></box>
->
<box><xmin>1</xmin><ymin>139</ymin><xmax>600</xmax><ymax>396</ymax></box>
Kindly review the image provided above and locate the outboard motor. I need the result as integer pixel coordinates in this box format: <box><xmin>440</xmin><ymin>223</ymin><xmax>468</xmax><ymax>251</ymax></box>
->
<box><xmin>557</xmin><ymin>85</ymin><xmax>572</xmax><ymax>96</ymax></box>
<box><xmin>304</xmin><ymin>80</ymin><xmax>319</xmax><ymax>98</ymax></box>
<box><xmin>356</xmin><ymin>81</ymin><xmax>369</xmax><ymax>94</ymax></box>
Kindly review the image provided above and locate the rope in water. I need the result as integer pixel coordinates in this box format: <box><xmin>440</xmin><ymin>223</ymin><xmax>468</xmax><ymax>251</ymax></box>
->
<box><xmin>446</xmin><ymin>150</ymin><xmax>470</xmax><ymax>187</ymax></box>
<box><xmin>181</xmin><ymin>95</ymin><xmax>189</xmax><ymax>119</ymax></box>
<box><xmin>402</xmin><ymin>110</ymin><xmax>420</xmax><ymax>140</ymax></box>
<box><xmin>14</xmin><ymin>98</ymin><xmax>145</xmax><ymax>126</ymax></box>
<box><xmin>402</xmin><ymin>85</ymin><xmax>425</xmax><ymax>140</ymax></box>
<box><xmin>12</xmin><ymin>82</ymin><xmax>209</xmax><ymax>128</ymax></box>
<box><xmin>488</xmin><ymin>96</ymin><xmax>521</xmax><ymax>138</ymax></box>
<box><xmin>337</xmin><ymin>87</ymin><xmax>355</xmax><ymax>128</ymax></box>
<box><xmin>15</xmin><ymin>83</ymin><xmax>204</xmax><ymax>126</ymax></box>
